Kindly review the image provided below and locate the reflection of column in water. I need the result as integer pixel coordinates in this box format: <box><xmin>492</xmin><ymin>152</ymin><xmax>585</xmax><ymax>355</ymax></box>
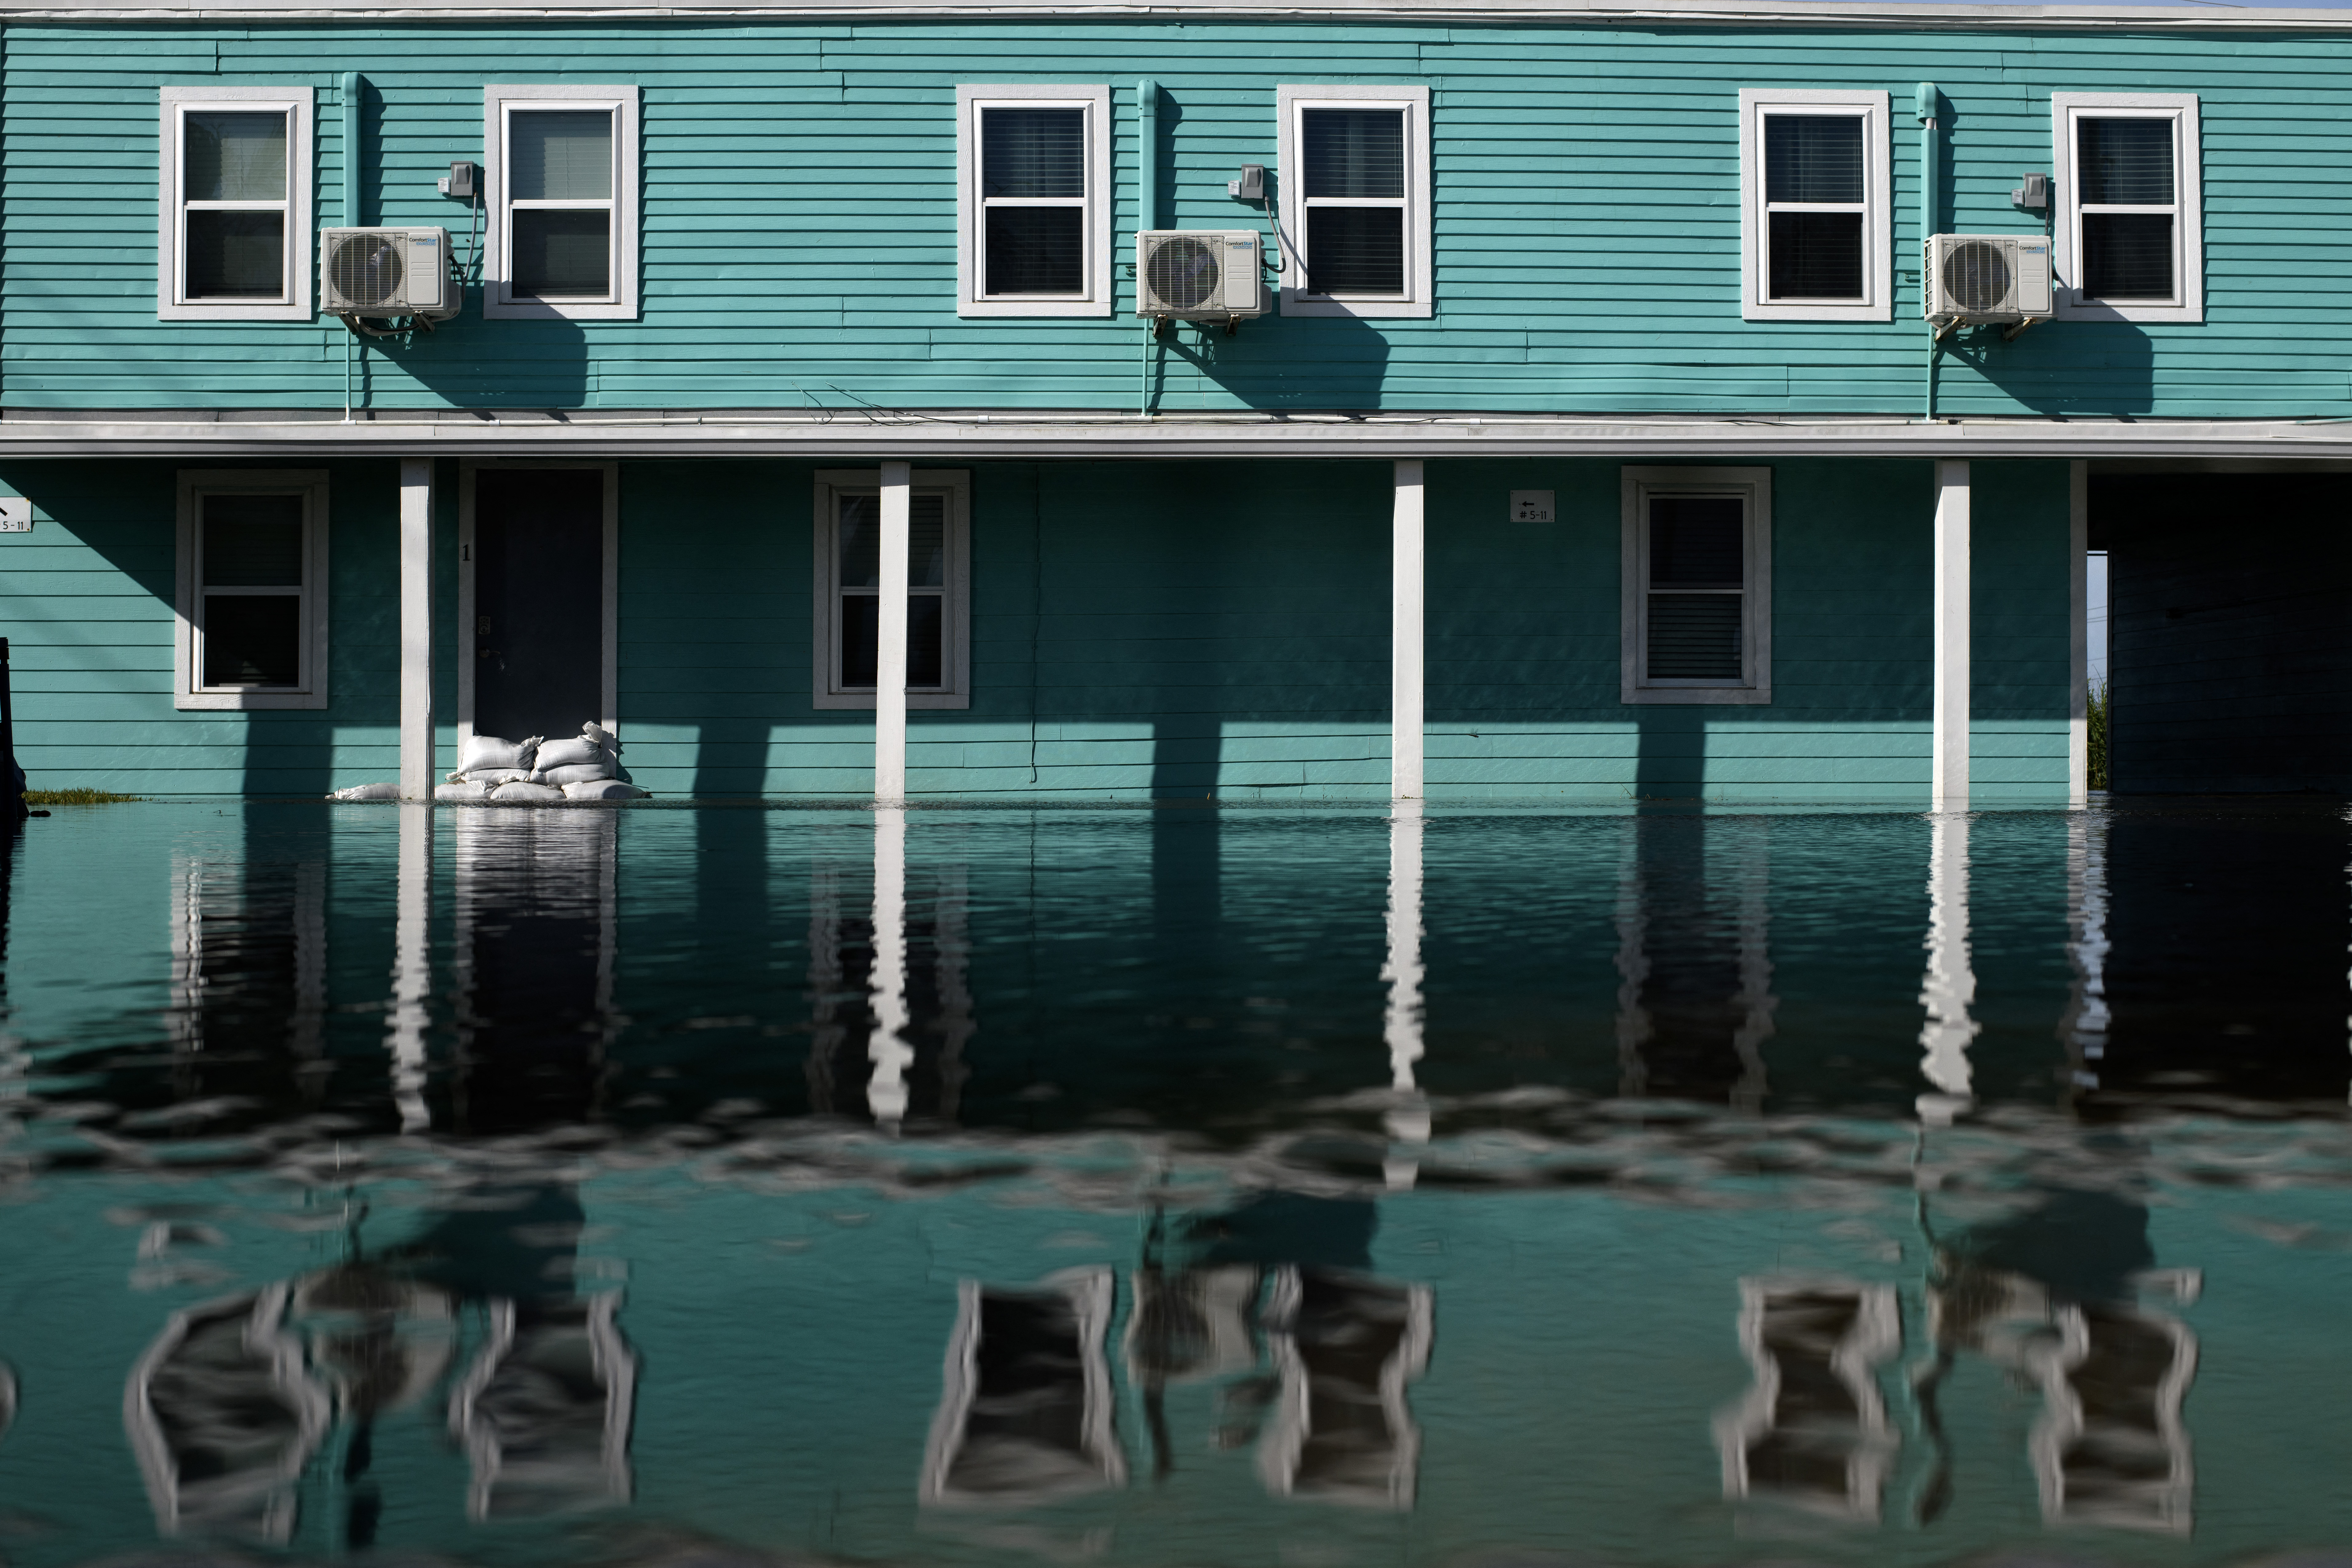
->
<box><xmin>1613</xmin><ymin>819</ymin><xmax>1776</xmax><ymax>1106</ymax></box>
<box><xmin>1917</xmin><ymin>814</ymin><xmax>1980</xmax><ymax>1119</ymax></box>
<box><xmin>921</xmin><ymin>1269</ymin><xmax>1126</xmax><ymax>1506</ymax></box>
<box><xmin>449</xmin><ymin>811</ymin><xmax>618</xmax><ymax>1132</ymax></box>
<box><xmin>1714</xmin><ymin>1277</ymin><xmax>1899</xmax><ymax>1521</ymax></box>
<box><xmin>2060</xmin><ymin>810</ymin><xmax>2112</xmax><ymax>1103</ymax></box>
<box><xmin>804</xmin><ymin>857</ymin><xmax>853</xmax><ymax>1115</ymax></box>
<box><xmin>385</xmin><ymin>803</ymin><xmax>433</xmax><ymax>1133</ymax></box>
<box><xmin>868</xmin><ymin>804</ymin><xmax>912</xmax><ymax>1127</ymax></box>
<box><xmin>1381</xmin><ymin>803</ymin><xmax>1428</xmax><ymax>1184</ymax></box>
<box><xmin>168</xmin><ymin>855</ymin><xmax>205</xmax><ymax>1081</ymax></box>
<box><xmin>290</xmin><ymin>859</ymin><xmax>327</xmax><ymax>1102</ymax></box>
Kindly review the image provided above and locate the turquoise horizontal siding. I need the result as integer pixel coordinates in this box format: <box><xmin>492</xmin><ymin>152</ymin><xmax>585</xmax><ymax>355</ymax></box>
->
<box><xmin>3</xmin><ymin>21</ymin><xmax>2350</xmax><ymax>415</ymax></box>
<box><xmin>2</xmin><ymin>454</ymin><xmax>2069</xmax><ymax>801</ymax></box>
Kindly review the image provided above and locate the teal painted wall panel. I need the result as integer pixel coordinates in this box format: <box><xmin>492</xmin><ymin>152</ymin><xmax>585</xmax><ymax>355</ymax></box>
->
<box><xmin>1969</xmin><ymin>460</ymin><xmax>2072</xmax><ymax>804</ymax></box>
<box><xmin>5</xmin><ymin>20</ymin><xmax>2352</xmax><ymax>415</ymax></box>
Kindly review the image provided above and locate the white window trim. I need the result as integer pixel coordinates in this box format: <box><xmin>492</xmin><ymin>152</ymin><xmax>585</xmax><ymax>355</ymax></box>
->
<box><xmin>1276</xmin><ymin>83</ymin><xmax>1434</xmax><ymax>320</ymax></box>
<box><xmin>812</xmin><ymin>469</ymin><xmax>972</xmax><ymax>710</ymax></box>
<box><xmin>173</xmin><ymin>469</ymin><xmax>330</xmax><ymax>711</ymax></box>
<box><xmin>1620</xmin><ymin>466</ymin><xmax>1772</xmax><ymax>706</ymax></box>
<box><xmin>455</xmin><ymin>460</ymin><xmax>620</xmax><ymax>749</ymax></box>
<box><xmin>2052</xmin><ymin>92</ymin><xmax>2202</xmax><ymax>324</ymax></box>
<box><xmin>956</xmin><ymin>85</ymin><xmax>1112</xmax><ymax>319</ymax></box>
<box><xmin>157</xmin><ymin>86</ymin><xmax>314</xmax><ymax>322</ymax></box>
<box><xmin>483</xmin><ymin>84</ymin><xmax>642</xmax><ymax>322</ymax></box>
<box><xmin>1737</xmin><ymin>88</ymin><xmax>1890</xmax><ymax>324</ymax></box>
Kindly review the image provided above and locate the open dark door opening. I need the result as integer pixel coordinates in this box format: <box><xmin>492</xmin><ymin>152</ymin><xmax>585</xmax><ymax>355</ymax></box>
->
<box><xmin>473</xmin><ymin>468</ymin><xmax>606</xmax><ymax>744</ymax></box>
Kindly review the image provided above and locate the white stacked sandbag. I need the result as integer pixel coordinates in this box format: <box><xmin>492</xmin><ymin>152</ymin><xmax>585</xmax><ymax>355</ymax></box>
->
<box><xmin>454</xmin><ymin>734</ymin><xmax>542</xmax><ymax>776</ymax></box>
<box><xmin>434</xmin><ymin>780</ymin><xmax>492</xmax><ymax>802</ymax></box>
<box><xmin>490</xmin><ymin>780</ymin><xmax>565</xmax><ymax>803</ymax></box>
<box><xmin>327</xmin><ymin>782</ymin><xmax>400</xmax><ymax>802</ymax></box>
<box><xmin>562</xmin><ymin>780</ymin><xmax>646</xmax><ymax>801</ymax></box>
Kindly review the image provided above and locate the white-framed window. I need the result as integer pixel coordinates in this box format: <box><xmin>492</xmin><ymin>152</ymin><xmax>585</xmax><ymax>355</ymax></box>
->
<box><xmin>812</xmin><ymin>470</ymin><xmax>972</xmax><ymax>709</ymax></box>
<box><xmin>2052</xmin><ymin>93</ymin><xmax>2202</xmax><ymax>323</ymax></box>
<box><xmin>483</xmin><ymin>84</ymin><xmax>641</xmax><ymax>320</ymax></box>
<box><xmin>956</xmin><ymin>85</ymin><xmax>1112</xmax><ymax>318</ymax></box>
<box><xmin>1620</xmin><ymin>467</ymin><xmax>1772</xmax><ymax>706</ymax></box>
<box><xmin>173</xmin><ymin>470</ymin><xmax>330</xmax><ymax>711</ymax></box>
<box><xmin>157</xmin><ymin>86</ymin><xmax>314</xmax><ymax>322</ymax></box>
<box><xmin>1275</xmin><ymin>84</ymin><xmax>1433</xmax><ymax>319</ymax></box>
<box><xmin>1737</xmin><ymin>89</ymin><xmax>1891</xmax><ymax>323</ymax></box>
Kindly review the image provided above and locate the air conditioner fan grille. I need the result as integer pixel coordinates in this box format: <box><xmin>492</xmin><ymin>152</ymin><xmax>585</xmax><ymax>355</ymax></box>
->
<box><xmin>1942</xmin><ymin>240</ymin><xmax>2012</xmax><ymax>315</ymax></box>
<box><xmin>1146</xmin><ymin>236</ymin><xmax>1220</xmax><ymax>312</ymax></box>
<box><xmin>329</xmin><ymin>233</ymin><xmax>405</xmax><ymax>310</ymax></box>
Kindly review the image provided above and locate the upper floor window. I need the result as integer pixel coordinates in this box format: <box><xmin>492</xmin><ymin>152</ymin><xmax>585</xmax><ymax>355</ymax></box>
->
<box><xmin>1620</xmin><ymin>467</ymin><xmax>1773</xmax><ymax>706</ymax></box>
<box><xmin>2053</xmin><ymin>93</ymin><xmax>2202</xmax><ymax>323</ymax></box>
<box><xmin>157</xmin><ymin>86</ymin><xmax>314</xmax><ymax>322</ymax></box>
<box><xmin>174</xmin><ymin>470</ymin><xmax>330</xmax><ymax>711</ymax></box>
<box><xmin>1277</xmin><ymin>84</ymin><xmax>1432</xmax><ymax>318</ymax></box>
<box><xmin>1738</xmin><ymin>89</ymin><xmax>1890</xmax><ymax>322</ymax></box>
<box><xmin>956</xmin><ymin>86</ymin><xmax>1111</xmax><ymax>317</ymax></box>
<box><xmin>811</xmin><ymin>470</ymin><xmax>972</xmax><ymax>709</ymax></box>
<box><xmin>483</xmin><ymin>85</ymin><xmax>642</xmax><ymax>320</ymax></box>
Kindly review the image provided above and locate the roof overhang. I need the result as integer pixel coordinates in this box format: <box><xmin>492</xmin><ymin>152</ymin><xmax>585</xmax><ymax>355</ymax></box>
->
<box><xmin>10</xmin><ymin>412</ymin><xmax>2352</xmax><ymax>462</ymax></box>
<box><xmin>9</xmin><ymin>0</ymin><xmax>2352</xmax><ymax>29</ymax></box>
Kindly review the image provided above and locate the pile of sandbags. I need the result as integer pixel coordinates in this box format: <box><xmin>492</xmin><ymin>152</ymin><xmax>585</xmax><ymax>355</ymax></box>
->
<box><xmin>432</xmin><ymin>723</ymin><xmax>646</xmax><ymax>804</ymax></box>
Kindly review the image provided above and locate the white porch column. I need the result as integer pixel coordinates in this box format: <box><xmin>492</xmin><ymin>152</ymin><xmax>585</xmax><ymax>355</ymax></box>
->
<box><xmin>398</xmin><ymin>456</ymin><xmax>435</xmax><ymax>800</ymax></box>
<box><xmin>868</xmin><ymin>804</ymin><xmax>911</xmax><ymax>1127</ymax></box>
<box><xmin>1931</xmin><ymin>459</ymin><xmax>1971</xmax><ymax>810</ymax></box>
<box><xmin>1392</xmin><ymin>459</ymin><xmax>1425</xmax><ymax>800</ymax></box>
<box><xmin>875</xmin><ymin>460</ymin><xmax>911</xmax><ymax>802</ymax></box>
<box><xmin>2067</xmin><ymin>459</ymin><xmax>2090</xmax><ymax>806</ymax></box>
<box><xmin>387</xmin><ymin>801</ymin><xmax>432</xmax><ymax>1133</ymax></box>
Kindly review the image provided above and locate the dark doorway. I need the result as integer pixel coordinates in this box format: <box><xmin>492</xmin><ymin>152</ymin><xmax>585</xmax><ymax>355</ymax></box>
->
<box><xmin>474</xmin><ymin>467</ymin><xmax>605</xmax><ymax>742</ymax></box>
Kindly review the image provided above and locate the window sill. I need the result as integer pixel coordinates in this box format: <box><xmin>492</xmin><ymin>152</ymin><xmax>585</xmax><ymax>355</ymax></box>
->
<box><xmin>1741</xmin><ymin>301</ymin><xmax>1890</xmax><ymax>323</ymax></box>
<box><xmin>2054</xmin><ymin>295</ymin><xmax>2201</xmax><ymax>325</ymax></box>
<box><xmin>176</xmin><ymin>689</ymin><xmax>328</xmax><ymax>711</ymax></box>
<box><xmin>1279</xmin><ymin>291</ymin><xmax>1431</xmax><ymax>320</ymax></box>
<box><xmin>957</xmin><ymin>299</ymin><xmax>1111</xmax><ymax>318</ymax></box>
<box><xmin>813</xmin><ymin>692</ymin><xmax>972</xmax><ymax>711</ymax></box>
<box><xmin>1622</xmin><ymin>686</ymin><xmax>1773</xmax><ymax>707</ymax></box>
<box><xmin>484</xmin><ymin>295</ymin><xmax>637</xmax><ymax>322</ymax></box>
<box><xmin>159</xmin><ymin>303</ymin><xmax>313</xmax><ymax>323</ymax></box>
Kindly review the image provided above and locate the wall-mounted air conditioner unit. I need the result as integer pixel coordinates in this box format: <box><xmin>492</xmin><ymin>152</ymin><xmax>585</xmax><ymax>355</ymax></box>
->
<box><xmin>1925</xmin><ymin>233</ymin><xmax>2053</xmax><ymax>324</ymax></box>
<box><xmin>1136</xmin><ymin>231</ymin><xmax>1268</xmax><ymax>320</ymax></box>
<box><xmin>320</xmin><ymin>227</ymin><xmax>460</xmax><ymax>321</ymax></box>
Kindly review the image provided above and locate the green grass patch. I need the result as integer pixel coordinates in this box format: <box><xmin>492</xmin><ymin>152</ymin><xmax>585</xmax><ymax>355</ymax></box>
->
<box><xmin>2088</xmin><ymin>680</ymin><xmax>2110</xmax><ymax>792</ymax></box>
<box><xmin>23</xmin><ymin>788</ymin><xmax>141</xmax><ymax>806</ymax></box>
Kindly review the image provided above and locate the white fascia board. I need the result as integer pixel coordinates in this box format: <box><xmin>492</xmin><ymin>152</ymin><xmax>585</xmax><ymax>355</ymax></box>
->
<box><xmin>19</xmin><ymin>414</ymin><xmax>2352</xmax><ymax>460</ymax></box>
<box><xmin>24</xmin><ymin>0</ymin><xmax>2352</xmax><ymax>30</ymax></box>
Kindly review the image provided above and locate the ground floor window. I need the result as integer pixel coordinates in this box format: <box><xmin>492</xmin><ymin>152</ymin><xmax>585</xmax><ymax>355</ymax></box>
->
<box><xmin>1620</xmin><ymin>466</ymin><xmax>1772</xmax><ymax>705</ymax></box>
<box><xmin>812</xmin><ymin>470</ymin><xmax>972</xmax><ymax>710</ymax></box>
<box><xmin>173</xmin><ymin>469</ymin><xmax>329</xmax><ymax>710</ymax></box>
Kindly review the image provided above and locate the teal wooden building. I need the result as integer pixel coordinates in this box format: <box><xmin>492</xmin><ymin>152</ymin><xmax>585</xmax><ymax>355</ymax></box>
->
<box><xmin>3</xmin><ymin>0</ymin><xmax>2349</xmax><ymax>804</ymax></box>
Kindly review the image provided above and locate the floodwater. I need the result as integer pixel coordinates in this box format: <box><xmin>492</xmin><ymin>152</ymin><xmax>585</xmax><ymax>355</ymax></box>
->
<box><xmin>0</xmin><ymin>799</ymin><xmax>2349</xmax><ymax>1568</ymax></box>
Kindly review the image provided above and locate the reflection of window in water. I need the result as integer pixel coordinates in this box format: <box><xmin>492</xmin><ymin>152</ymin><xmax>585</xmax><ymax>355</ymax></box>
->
<box><xmin>805</xmin><ymin>857</ymin><xmax>971</xmax><ymax>1122</ymax></box>
<box><xmin>1715</xmin><ymin>1277</ymin><xmax>1898</xmax><ymax>1520</ymax></box>
<box><xmin>1615</xmin><ymin>819</ymin><xmax>1774</xmax><ymax>1110</ymax></box>
<box><xmin>167</xmin><ymin>852</ymin><xmax>327</xmax><ymax>1106</ymax></box>
<box><xmin>1917</xmin><ymin>1189</ymin><xmax>2199</xmax><ymax>1533</ymax></box>
<box><xmin>923</xmin><ymin>1269</ymin><xmax>1124</xmax><ymax>1506</ymax></box>
<box><xmin>1258</xmin><ymin>1268</ymin><xmax>1433</xmax><ymax>1509</ymax></box>
<box><xmin>451</xmin><ymin>811</ymin><xmax>617</xmax><ymax>1131</ymax></box>
<box><xmin>125</xmin><ymin>1282</ymin><xmax>331</xmax><ymax>1542</ymax></box>
<box><xmin>449</xmin><ymin>1291</ymin><xmax>637</xmax><ymax>1520</ymax></box>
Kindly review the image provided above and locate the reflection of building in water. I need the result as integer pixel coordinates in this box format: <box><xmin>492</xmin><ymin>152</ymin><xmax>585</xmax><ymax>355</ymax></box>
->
<box><xmin>922</xmin><ymin>1268</ymin><xmax>1124</xmax><ymax>1505</ymax></box>
<box><xmin>125</xmin><ymin>1283</ymin><xmax>331</xmax><ymax>1542</ymax></box>
<box><xmin>1615</xmin><ymin>818</ymin><xmax>1774</xmax><ymax>1110</ymax></box>
<box><xmin>1917</xmin><ymin>1188</ymin><xmax>2198</xmax><ymax>1533</ymax></box>
<box><xmin>451</xmin><ymin>811</ymin><xmax>617</xmax><ymax>1131</ymax></box>
<box><xmin>1714</xmin><ymin>1278</ymin><xmax>1899</xmax><ymax>1520</ymax></box>
<box><xmin>166</xmin><ymin>849</ymin><xmax>328</xmax><ymax>1106</ymax></box>
<box><xmin>288</xmin><ymin>1263</ymin><xmax>457</xmax><ymax>1548</ymax></box>
<box><xmin>804</xmin><ymin>846</ymin><xmax>972</xmax><ymax>1124</ymax></box>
